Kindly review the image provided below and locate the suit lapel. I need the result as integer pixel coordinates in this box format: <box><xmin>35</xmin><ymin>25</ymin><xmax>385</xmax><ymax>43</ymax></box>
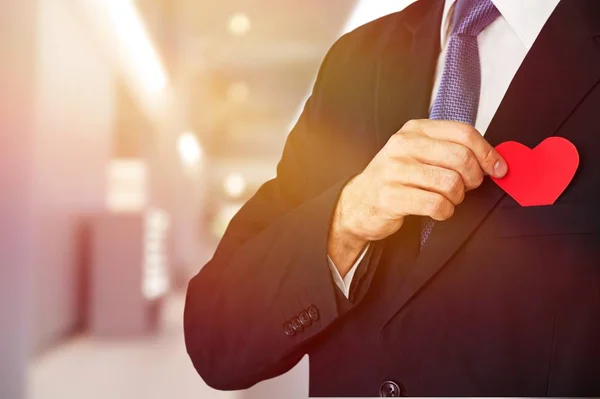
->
<box><xmin>380</xmin><ymin>0</ymin><xmax>600</xmax><ymax>327</ymax></box>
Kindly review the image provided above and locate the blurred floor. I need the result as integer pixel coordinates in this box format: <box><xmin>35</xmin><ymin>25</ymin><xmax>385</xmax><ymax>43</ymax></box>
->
<box><xmin>29</xmin><ymin>293</ymin><xmax>238</xmax><ymax>399</ymax></box>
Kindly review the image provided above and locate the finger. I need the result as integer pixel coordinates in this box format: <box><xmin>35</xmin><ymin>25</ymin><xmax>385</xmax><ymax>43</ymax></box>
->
<box><xmin>389</xmin><ymin>134</ymin><xmax>484</xmax><ymax>190</ymax></box>
<box><xmin>381</xmin><ymin>185</ymin><xmax>455</xmax><ymax>221</ymax></box>
<box><xmin>384</xmin><ymin>161</ymin><xmax>465</xmax><ymax>205</ymax></box>
<box><xmin>405</xmin><ymin>119</ymin><xmax>508</xmax><ymax>178</ymax></box>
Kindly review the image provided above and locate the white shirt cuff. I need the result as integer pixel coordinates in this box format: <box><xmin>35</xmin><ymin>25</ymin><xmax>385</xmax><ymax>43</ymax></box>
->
<box><xmin>327</xmin><ymin>243</ymin><xmax>370</xmax><ymax>298</ymax></box>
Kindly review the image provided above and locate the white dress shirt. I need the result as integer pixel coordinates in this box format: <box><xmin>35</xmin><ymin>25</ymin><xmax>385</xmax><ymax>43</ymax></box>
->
<box><xmin>328</xmin><ymin>0</ymin><xmax>561</xmax><ymax>298</ymax></box>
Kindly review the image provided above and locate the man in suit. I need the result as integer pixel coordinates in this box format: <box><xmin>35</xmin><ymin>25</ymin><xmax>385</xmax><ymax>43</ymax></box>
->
<box><xmin>184</xmin><ymin>0</ymin><xmax>600</xmax><ymax>396</ymax></box>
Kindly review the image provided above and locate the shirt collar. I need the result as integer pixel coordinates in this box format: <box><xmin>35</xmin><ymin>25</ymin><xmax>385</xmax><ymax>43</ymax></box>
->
<box><xmin>440</xmin><ymin>0</ymin><xmax>561</xmax><ymax>50</ymax></box>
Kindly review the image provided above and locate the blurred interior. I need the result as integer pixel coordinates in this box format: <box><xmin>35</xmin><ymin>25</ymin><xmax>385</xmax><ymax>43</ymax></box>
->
<box><xmin>0</xmin><ymin>1</ymin><xmax>414</xmax><ymax>398</ymax></box>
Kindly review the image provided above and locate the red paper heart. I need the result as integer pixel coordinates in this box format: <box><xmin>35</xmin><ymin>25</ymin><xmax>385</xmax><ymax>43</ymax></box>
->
<box><xmin>491</xmin><ymin>137</ymin><xmax>579</xmax><ymax>207</ymax></box>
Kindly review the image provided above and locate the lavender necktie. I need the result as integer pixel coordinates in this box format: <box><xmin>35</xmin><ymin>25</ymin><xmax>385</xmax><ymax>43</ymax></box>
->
<box><xmin>420</xmin><ymin>0</ymin><xmax>500</xmax><ymax>249</ymax></box>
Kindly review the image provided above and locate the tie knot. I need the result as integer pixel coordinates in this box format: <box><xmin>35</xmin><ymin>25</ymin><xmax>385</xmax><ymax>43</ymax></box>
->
<box><xmin>452</xmin><ymin>0</ymin><xmax>500</xmax><ymax>37</ymax></box>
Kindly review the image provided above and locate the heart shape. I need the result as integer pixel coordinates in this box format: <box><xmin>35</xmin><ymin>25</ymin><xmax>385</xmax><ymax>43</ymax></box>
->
<box><xmin>491</xmin><ymin>137</ymin><xmax>579</xmax><ymax>207</ymax></box>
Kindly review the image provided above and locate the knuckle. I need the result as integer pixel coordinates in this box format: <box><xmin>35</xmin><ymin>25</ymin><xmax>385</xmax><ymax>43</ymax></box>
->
<box><xmin>426</xmin><ymin>193</ymin><xmax>455</xmax><ymax>220</ymax></box>
<box><xmin>446</xmin><ymin>174</ymin><xmax>464</xmax><ymax>201</ymax></box>
<box><xmin>456</xmin><ymin>190</ymin><xmax>465</xmax><ymax>205</ymax></box>
<box><xmin>438</xmin><ymin>173</ymin><xmax>464</xmax><ymax>205</ymax></box>
<box><xmin>419</xmin><ymin>163</ymin><xmax>434</xmax><ymax>182</ymax></box>
<box><xmin>390</xmin><ymin>133</ymin><xmax>419</xmax><ymax>157</ymax></box>
<box><xmin>389</xmin><ymin>132</ymin><xmax>408</xmax><ymax>149</ymax></box>
<box><xmin>427</xmin><ymin>194</ymin><xmax>446</xmax><ymax>217</ymax></box>
<box><xmin>466</xmin><ymin>156</ymin><xmax>480</xmax><ymax>174</ymax></box>
<box><xmin>444</xmin><ymin>203</ymin><xmax>456</xmax><ymax>219</ymax></box>
<box><xmin>401</xmin><ymin>119</ymin><xmax>421</xmax><ymax>132</ymax></box>
<box><xmin>463</xmin><ymin>170</ymin><xmax>483</xmax><ymax>192</ymax></box>
<box><xmin>445</xmin><ymin>172</ymin><xmax>462</xmax><ymax>192</ymax></box>
<box><xmin>385</xmin><ymin>134</ymin><xmax>397</xmax><ymax>149</ymax></box>
<box><xmin>457</xmin><ymin>123</ymin><xmax>477</xmax><ymax>142</ymax></box>
<box><xmin>473</xmin><ymin>172</ymin><xmax>485</xmax><ymax>188</ymax></box>
<box><xmin>432</xmin><ymin>170</ymin><xmax>451</xmax><ymax>192</ymax></box>
<box><xmin>455</xmin><ymin>146</ymin><xmax>473</xmax><ymax>165</ymax></box>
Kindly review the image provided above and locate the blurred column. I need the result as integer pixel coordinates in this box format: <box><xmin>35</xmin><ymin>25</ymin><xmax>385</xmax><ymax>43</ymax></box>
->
<box><xmin>0</xmin><ymin>0</ymin><xmax>37</xmax><ymax>397</ymax></box>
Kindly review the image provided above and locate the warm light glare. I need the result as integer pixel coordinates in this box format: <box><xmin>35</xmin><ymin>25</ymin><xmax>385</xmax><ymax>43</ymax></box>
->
<box><xmin>224</xmin><ymin>172</ymin><xmax>247</xmax><ymax>198</ymax></box>
<box><xmin>228</xmin><ymin>12</ymin><xmax>251</xmax><ymax>36</ymax></box>
<box><xmin>227</xmin><ymin>81</ymin><xmax>250</xmax><ymax>103</ymax></box>
<box><xmin>178</xmin><ymin>132</ymin><xmax>202</xmax><ymax>165</ymax></box>
<box><xmin>102</xmin><ymin>0</ymin><xmax>168</xmax><ymax>93</ymax></box>
<box><xmin>290</xmin><ymin>0</ymin><xmax>415</xmax><ymax>131</ymax></box>
<box><xmin>343</xmin><ymin>0</ymin><xmax>414</xmax><ymax>33</ymax></box>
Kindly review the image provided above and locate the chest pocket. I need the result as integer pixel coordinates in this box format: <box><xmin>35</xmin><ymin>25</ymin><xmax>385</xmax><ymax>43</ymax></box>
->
<box><xmin>490</xmin><ymin>202</ymin><xmax>600</xmax><ymax>238</ymax></box>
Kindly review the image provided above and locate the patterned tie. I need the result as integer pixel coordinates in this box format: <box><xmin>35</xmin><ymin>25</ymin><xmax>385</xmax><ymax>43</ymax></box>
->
<box><xmin>420</xmin><ymin>0</ymin><xmax>500</xmax><ymax>249</ymax></box>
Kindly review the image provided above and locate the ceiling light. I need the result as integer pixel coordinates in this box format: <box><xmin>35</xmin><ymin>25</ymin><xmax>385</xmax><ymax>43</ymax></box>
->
<box><xmin>228</xmin><ymin>13</ymin><xmax>251</xmax><ymax>36</ymax></box>
<box><xmin>178</xmin><ymin>132</ymin><xmax>202</xmax><ymax>166</ymax></box>
<box><xmin>224</xmin><ymin>172</ymin><xmax>247</xmax><ymax>198</ymax></box>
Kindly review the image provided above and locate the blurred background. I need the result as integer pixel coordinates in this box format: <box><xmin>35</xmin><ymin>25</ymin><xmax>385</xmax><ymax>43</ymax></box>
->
<box><xmin>1</xmin><ymin>0</ymin><xmax>415</xmax><ymax>398</ymax></box>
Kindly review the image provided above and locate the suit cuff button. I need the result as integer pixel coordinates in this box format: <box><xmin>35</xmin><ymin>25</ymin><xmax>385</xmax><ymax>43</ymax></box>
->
<box><xmin>283</xmin><ymin>322</ymin><xmax>296</xmax><ymax>337</ymax></box>
<box><xmin>307</xmin><ymin>305</ymin><xmax>320</xmax><ymax>321</ymax></box>
<box><xmin>291</xmin><ymin>317</ymin><xmax>303</xmax><ymax>332</ymax></box>
<box><xmin>299</xmin><ymin>311</ymin><xmax>312</xmax><ymax>327</ymax></box>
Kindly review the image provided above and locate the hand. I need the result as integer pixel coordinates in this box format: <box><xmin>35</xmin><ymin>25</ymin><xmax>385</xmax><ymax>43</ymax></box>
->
<box><xmin>328</xmin><ymin>119</ymin><xmax>507</xmax><ymax>276</ymax></box>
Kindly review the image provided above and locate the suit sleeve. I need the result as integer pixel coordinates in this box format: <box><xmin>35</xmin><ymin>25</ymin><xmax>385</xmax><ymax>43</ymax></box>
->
<box><xmin>183</xmin><ymin>34</ymin><xmax>377</xmax><ymax>390</ymax></box>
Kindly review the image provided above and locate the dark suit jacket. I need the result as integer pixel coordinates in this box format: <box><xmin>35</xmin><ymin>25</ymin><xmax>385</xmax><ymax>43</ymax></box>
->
<box><xmin>184</xmin><ymin>0</ymin><xmax>600</xmax><ymax>396</ymax></box>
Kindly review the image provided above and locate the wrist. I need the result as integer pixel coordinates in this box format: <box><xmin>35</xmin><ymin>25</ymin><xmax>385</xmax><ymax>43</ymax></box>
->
<box><xmin>332</xmin><ymin>208</ymin><xmax>368</xmax><ymax>252</ymax></box>
<box><xmin>328</xmin><ymin>178</ymin><xmax>369</xmax><ymax>276</ymax></box>
<box><xmin>327</xmin><ymin>223</ymin><xmax>367</xmax><ymax>277</ymax></box>
<box><xmin>334</xmin><ymin>176</ymin><xmax>369</xmax><ymax>245</ymax></box>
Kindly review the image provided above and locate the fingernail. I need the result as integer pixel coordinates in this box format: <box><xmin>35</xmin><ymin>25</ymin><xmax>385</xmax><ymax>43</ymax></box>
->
<box><xmin>494</xmin><ymin>160</ymin><xmax>507</xmax><ymax>178</ymax></box>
